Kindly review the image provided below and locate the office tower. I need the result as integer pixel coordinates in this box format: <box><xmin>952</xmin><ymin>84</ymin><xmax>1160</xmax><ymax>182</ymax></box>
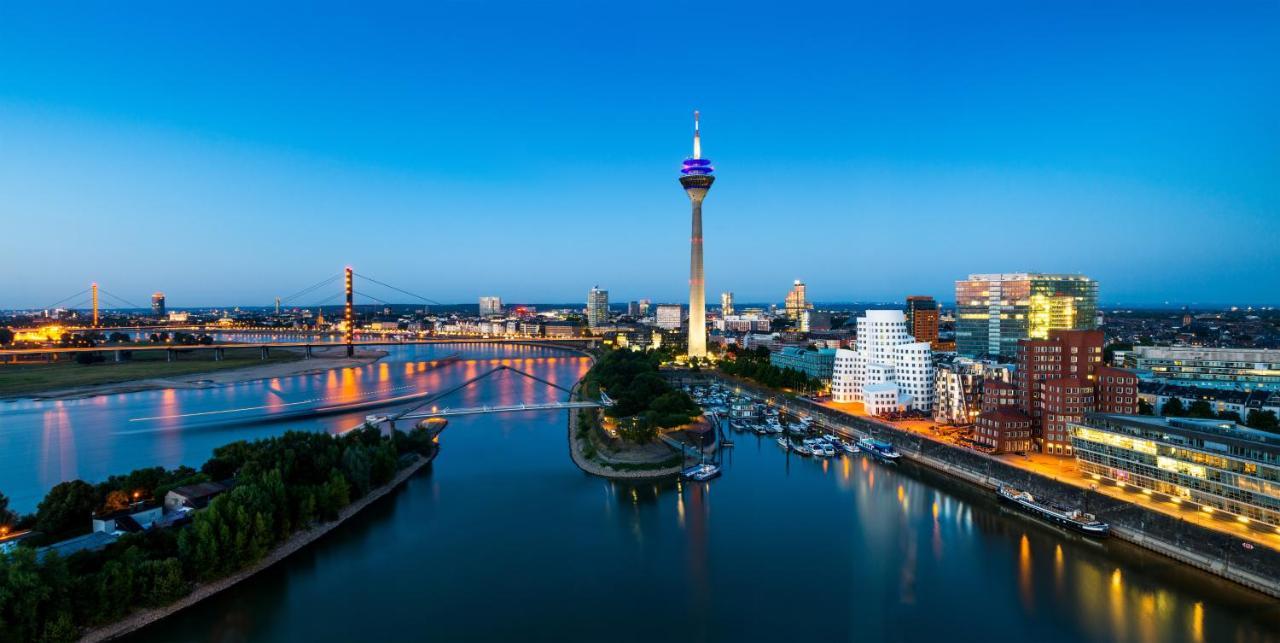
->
<box><xmin>831</xmin><ymin>310</ymin><xmax>934</xmax><ymax>415</ymax></box>
<box><xmin>479</xmin><ymin>296</ymin><xmax>503</xmax><ymax>317</ymax></box>
<box><xmin>904</xmin><ymin>295</ymin><xmax>940</xmax><ymax>345</ymax></box>
<box><xmin>638</xmin><ymin>299</ymin><xmax>651</xmax><ymax>316</ymax></box>
<box><xmin>151</xmin><ymin>292</ymin><xmax>166</xmax><ymax>319</ymax></box>
<box><xmin>680</xmin><ymin>111</ymin><xmax>714</xmax><ymax>358</ymax></box>
<box><xmin>627</xmin><ymin>301</ymin><xmax>641</xmax><ymax>317</ymax></box>
<box><xmin>784</xmin><ymin>280</ymin><xmax>811</xmax><ymax>320</ymax></box>
<box><xmin>954</xmin><ymin>273</ymin><xmax>1098</xmax><ymax>359</ymax></box>
<box><xmin>721</xmin><ymin>292</ymin><xmax>734</xmax><ymax>316</ymax></box>
<box><xmin>586</xmin><ymin>287</ymin><xmax>609</xmax><ymax>328</ymax></box>
<box><xmin>655</xmin><ymin>304</ymin><xmax>683</xmax><ymax>330</ymax></box>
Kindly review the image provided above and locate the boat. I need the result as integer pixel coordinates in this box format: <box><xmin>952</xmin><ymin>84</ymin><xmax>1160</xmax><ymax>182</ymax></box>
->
<box><xmin>841</xmin><ymin>441</ymin><xmax>861</xmax><ymax>455</ymax></box>
<box><xmin>792</xmin><ymin>443</ymin><xmax>813</xmax><ymax>456</ymax></box>
<box><xmin>858</xmin><ymin>438</ymin><xmax>901</xmax><ymax>463</ymax></box>
<box><xmin>996</xmin><ymin>486</ymin><xmax>1110</xmax><ymax>537</ymax></box>
<box><xmin>681</xmin><ymin>463</ymin><xmax>722</xmax><ymax>481</ymax></box>
<box><xmin>776</xmin><ymin>436</ymin><xmax>789</xmax><ymax>450</ymax></box>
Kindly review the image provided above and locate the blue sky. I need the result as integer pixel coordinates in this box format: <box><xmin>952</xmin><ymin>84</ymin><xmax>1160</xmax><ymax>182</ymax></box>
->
<box><xmin>1</xmin><ymin>2</ymin><xmax>1276</xmax><ymax>308</ymax></box>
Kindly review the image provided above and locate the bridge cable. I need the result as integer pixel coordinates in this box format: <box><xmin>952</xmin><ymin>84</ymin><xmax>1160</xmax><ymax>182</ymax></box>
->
<box><xmin>41</xmin><ymin>288</ymin><xmax>90</xmax><ymax>311</ymax></box>
<box><xmin>99</xmin><ymin>289</ymin><xmax>145</xmax><ymax>310</ymax></box>
<box><xmin>280</xmin><ymin>274</ymin><xmax>342</xmax><ymax>305</ymax></box>
<box><xmin>353</xmin><ymin>273</ymin><xmax>443</xmax><ymax>306</ymax></box>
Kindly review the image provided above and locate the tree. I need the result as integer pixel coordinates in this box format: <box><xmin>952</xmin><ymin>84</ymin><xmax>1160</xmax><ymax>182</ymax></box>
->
<box><xmin>1217</xmin><ymin>410</ymin><xmax>1242</xmax><ymax>423</ymax></box>
<box><xmin>1247</xmin><ymin>409</ymin><xmax>1279</xmax><ymax>432</ymax></box>
<box><xmin>1161</xmin><ymin>398</ymin><xmax>1186</xmax><ymax>417</ymax></box>
<box><xmin>0</xmin><ymin>490</ymin><xmax>17</xmax><ymax>528</ymax></box>
<box><xmin>0</xmin><ymin>328</ymin><xmax>13</xmax><ymax>345</ymax></box>
<box><xmin>1137</xmin><ymin>399</ymin><xmax>1154</xmax><ymax>416</ymax></box>
<box><xmin>35</xmin><ymin>480</ymin><xmax>98</xmax><ymax>540</ymax></box>
<box><xmin>1186</xmin><ymin>400</ymin><xmax>1215</xmax><ymax>419</ymax></box>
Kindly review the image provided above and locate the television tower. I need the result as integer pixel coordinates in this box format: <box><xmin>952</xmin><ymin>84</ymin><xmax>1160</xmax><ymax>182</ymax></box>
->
<box><xmin>680</xmin><ymin>111</ymin><xmax>714</xmax><ymax>358</ymax></box>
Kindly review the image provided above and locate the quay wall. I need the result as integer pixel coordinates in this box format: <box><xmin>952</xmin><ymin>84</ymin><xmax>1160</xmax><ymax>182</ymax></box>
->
<box><xmin>673</xmin><ymin>372</ymin><xmax>1280</xmax><ymax>598</ymax></box>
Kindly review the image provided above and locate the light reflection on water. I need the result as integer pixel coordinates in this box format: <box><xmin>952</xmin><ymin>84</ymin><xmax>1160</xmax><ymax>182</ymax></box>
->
<box><xmin>2</xmin><ymin>342</ymin><xmax>1276</xmax><ymax>642</ymax></box>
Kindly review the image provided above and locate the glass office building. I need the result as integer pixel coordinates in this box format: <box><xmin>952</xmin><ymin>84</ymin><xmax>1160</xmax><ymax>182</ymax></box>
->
<box><xmin>955</xmin><ymin>273</ymin><xmax>1097</xmax><ymax>359</ymax></box>
<box><xmin>1070</xmin><ymin>414</ymin><xmax>1280</xmax><ymax>529</ymax></box>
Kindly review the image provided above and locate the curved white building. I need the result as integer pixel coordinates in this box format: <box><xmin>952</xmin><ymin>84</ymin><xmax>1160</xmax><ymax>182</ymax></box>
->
<box><xmin>832</xmin><ymin>310</ymin><xmax>934</xmax><ymax>415</ymax></box>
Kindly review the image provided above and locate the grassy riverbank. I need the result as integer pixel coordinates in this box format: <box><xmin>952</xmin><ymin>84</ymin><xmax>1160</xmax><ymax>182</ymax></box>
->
<box><xmin>0</xmin><ymin>348</ymin><xmax>304</xmax><ymax>398</ymax></box>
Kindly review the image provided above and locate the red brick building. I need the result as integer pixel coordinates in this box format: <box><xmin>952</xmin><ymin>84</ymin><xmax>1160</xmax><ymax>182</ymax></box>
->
<box><xmin>1012</xmin><ymin>329</ymin><xmax>1139</xmax><ymax>455</ymax></box>
<box><xmin>974</xmin><ymin>408</ymin><xmax>1034</xmax><ymax>454</ymax></box>
<box><xmin>905</xmin><ymin>295</ymin><xmax>940</xmax><ymax>347</ymax></box>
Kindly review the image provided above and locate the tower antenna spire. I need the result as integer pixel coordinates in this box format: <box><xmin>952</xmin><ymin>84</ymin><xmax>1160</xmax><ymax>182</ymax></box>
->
<box><xmin>693</xmin><ymin>110</ymin><xmax>701</xmax><ymax>160</ymax></box>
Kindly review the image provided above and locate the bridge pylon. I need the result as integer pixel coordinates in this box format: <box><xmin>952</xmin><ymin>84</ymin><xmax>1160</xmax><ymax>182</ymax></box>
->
<box><xmin>344</xmin><ymin>266</ymin><xmax>354</xmax><ymax>357</ymax></box>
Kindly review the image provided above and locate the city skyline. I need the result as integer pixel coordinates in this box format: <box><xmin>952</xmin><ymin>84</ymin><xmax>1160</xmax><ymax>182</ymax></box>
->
<box><xmin>2</xmin><ymin>3</ymin><xmax>1277</xmax><ymax>307</ymax></box>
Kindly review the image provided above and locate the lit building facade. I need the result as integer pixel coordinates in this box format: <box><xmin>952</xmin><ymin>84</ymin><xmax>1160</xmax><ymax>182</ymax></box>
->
<box><xmin>1123</xmin><ymin>346</ymin><xmax>1280</xmax><ymax>392</ymax></box>
<box><xmin>151</xmin><ymin>292</ymin><xmax>166</xmax><ymax>319</ymax></box>
<box><xmin>905</xmin><ymin>295</ymin><xmax>939</xmax><ymax>346</ymax></box>
<box><xmin>784</xmin><ymin>280</ymin><xmax>812</xmax><ymax>321</ymax></box>
<box><xmin>720</xmin><ymin>292</ymin><xmax>734</xmax><ymax>316</ymax></box>
<box><xmin>479</xmin><ymin>296</ymin><xmax>503</xmax><ymax>317</ymax></box>
<box><xmin>933</xmin><ymin>355</ymin><xmax>1013</xmax><ymax>426</ymax></box>
<box><xmin>587</xmin><ymin>287</ymin><xmax>609</xmax><ymax>328</ymax></box>
<box><xmin>769</xmin><ymin>347</ymin><xmax>837</xmax><ymax>384</ymax></box>
<box><xmin>832</xmin><ymin>310</ymin><xmax>933</xmax><ymax>415</ymax></box>
<box><xmin>1071</xmin><ymin>414</ymin><xmax>1280</xmax><ymax>529</ymax></box>
<box><xmin>1014</xmin><ymin>329</ymin><xmax>1138</xmax><ymax>455</ymax></box>
<box><xmin>955</xmin><ymin>273</ymin><xmax>1098</xmax><ymax>359</ymax></box>
<box><xmin>655</xmin><ymin>304</ymin><xmax>683</xmax><ymax>330</ymax></box>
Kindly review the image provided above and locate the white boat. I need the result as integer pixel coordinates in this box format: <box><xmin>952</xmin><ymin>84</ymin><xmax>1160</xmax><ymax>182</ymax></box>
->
<box><xmin>776</xmin><ymin>436</ymin><xmax>789</xmax><ymax>450</ymax></box>
<box><xmin>858</xmin><ymin>437</ymin><xmax>901</xmax><ymax>462</ymax></box>
<box><xmin>793</xmin><ymin>443</ymin><xmax>813</xmax><ymax>456</ymax></box>
<box><xmin>681</xmin><ymin>463</ymin><xmax>721</xmax><ymax>481</ymax></box>
<box><xmin>841</xmin><ymin>441</ymin><xmax>861</xmax><ymax>455</ymax></box>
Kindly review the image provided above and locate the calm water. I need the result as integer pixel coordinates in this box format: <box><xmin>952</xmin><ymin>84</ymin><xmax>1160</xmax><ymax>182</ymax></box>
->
<box><xmin>2</xmin><ymin>344</ymin><xmax>1278</xmax><ymax>642</ymax></box>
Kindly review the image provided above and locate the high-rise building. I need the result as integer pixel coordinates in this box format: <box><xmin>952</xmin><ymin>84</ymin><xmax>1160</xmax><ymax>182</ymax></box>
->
<box><xmin>680</xmin><ymin>111</ymin><xmax>714</xmax><ymax>358</ymax></box>
<box><xmin>655</xmin><ymin>304</ymin><xmax>683</xmax><ymax>330</ymax></box>
<box><xmin>638</xmin><ymin>299</ymin><xmax>651</xmax><ymax>317</ymax></box>
<box><xmin>479</xmin><ymin>296</ymin><xmax>503</xmax><ymax>317</ymax></box>
<box><xmin>720</xmin><ymin>292</ymin><xmax>734</xmax><ymax>316</ymax></box>
<box><xmin>831</xmin><ymin>310</ymin><xmax>934</xmax><ymax>415</ymax></box>
<box><xmin>151</xmin><ymin>292</ymin><xmax>166</xmax><ymax>319</ymax></box>
<box><xmin>904</xmin><ymin>295</ymin><xmax>940</xmax><ymax>346</ymax></box>
<box><xmin>586</xmin><ymin>287</ymin><xmax>609</xmax><ymax>328</ymax></box>
<box><xmin>627</xmin><ymin>301</ymin><xmax>641</xmax><ymax>317</ymax></box>
<box><xmin>955</xmin><ymin>273</ymin><xmax>1098</xmax><ymax>359</ymax></box>
<box><xmin>1014</xmin><ymin>329</ymin><xmax>1138</xmax><ymax>455</ymax></box>
<box><xmin>784</xmin><ymin>280</ymin><xmax>811</xmax><ymax>320</ymax></box>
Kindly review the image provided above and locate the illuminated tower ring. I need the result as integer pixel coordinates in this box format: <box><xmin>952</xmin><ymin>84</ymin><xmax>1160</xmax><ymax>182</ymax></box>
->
<box><xmin>680</xmin><ymin>111</ymin><xmax>714</xmax><ymax>359</ymax></box>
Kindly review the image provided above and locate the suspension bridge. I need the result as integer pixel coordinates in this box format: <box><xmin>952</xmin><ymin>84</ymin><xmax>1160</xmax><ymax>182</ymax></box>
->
<box><xmin>4</xmin><ymin>267</ymin><xmax>600</xmax><ymax>361</ymax></box>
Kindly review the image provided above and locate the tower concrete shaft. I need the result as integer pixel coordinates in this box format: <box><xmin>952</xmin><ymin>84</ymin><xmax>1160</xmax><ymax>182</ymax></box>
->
<box><xmin>679</xmin><ymin>111</ymin><xmax>714</xmax><ymax>359</ymax></box>
<box><xmin>91</xmin><ymin>283</ymin><xmax>99</xmax><ymax>327</ymax></box>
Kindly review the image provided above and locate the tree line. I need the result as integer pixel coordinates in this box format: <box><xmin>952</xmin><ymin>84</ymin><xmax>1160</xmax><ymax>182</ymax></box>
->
<box><xmin>586</xmin><ymin>349</ymin><xmax>701</xmax><ymax>443</ymax></box>
<box><xmin>717</xmin><ymin>345</ymin><xmax>824</xmax><ymax>394</ymax></box>
<box><xmin>0</xmin><ymin>425</ymin><xmax>436</xmax><ymax>642</ymax></box>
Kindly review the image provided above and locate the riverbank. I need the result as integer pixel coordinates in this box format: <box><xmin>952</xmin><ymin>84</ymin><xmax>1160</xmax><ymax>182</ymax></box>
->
<box><xmin>677</xmin><ymin>371</ymin><xmax>1280</xmax><ymax>599</ymax></box>
<box><xmin>80</xmin><ymin>447</ymin><xmax>435</xmax><ymax>643</ymax></box>
<box><xmin>2</xmin><ymin>347</ymin><xmax>386</xmax><ymax>402</ymax></box>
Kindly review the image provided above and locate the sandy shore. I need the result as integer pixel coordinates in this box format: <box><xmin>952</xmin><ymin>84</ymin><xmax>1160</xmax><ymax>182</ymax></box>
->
<box><xmin>10</xmin><ymin>348</ymin><xmax>387</xmax><ymax>402</ymax></box>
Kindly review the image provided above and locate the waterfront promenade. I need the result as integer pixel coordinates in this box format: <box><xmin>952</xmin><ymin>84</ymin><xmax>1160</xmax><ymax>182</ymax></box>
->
<box><xmin>675</xmin><ymin>371</ymin><xmax>1280</xmax><ymax>598</ymax></box>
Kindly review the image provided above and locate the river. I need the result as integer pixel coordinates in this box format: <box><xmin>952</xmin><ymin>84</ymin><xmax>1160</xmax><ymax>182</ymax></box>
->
<box><xmin>1</xmin><ymin>343</ymin><xmax>1278</xmax><ymax>642</ymax></box>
